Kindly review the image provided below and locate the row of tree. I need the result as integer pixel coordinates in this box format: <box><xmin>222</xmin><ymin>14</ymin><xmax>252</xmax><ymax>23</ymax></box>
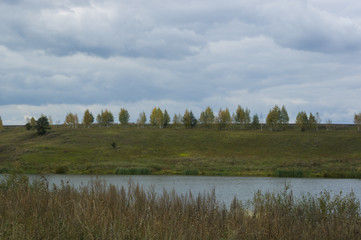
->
<box><xmin>11</xmin><ymin>107</ymin><xmax>361</xmax><ymax>136</ymax></box>
<box><xmin>60</xmin><ymin>105</ymin><xmax>290</xmax><ymax>131</ymax></box>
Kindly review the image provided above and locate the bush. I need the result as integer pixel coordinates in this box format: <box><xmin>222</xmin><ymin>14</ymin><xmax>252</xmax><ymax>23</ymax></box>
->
<box><xmin>55</xmin><ymin>166</ymin><xmax>69</xmax><ymax>174</ymax></box>
<box><xmin>183</xmin><ymin>169</ymin><xmax>199</xmax><ymax>175</ymax></box>
<box><xmin>275</xmin><ymin>169</ymin><xmax>304</xmax><ymax>178</ymax></box>
<box><xmin>115</xmin><ymin>168</ymin><xmax>152</xmax><ymax>175</ymax></box>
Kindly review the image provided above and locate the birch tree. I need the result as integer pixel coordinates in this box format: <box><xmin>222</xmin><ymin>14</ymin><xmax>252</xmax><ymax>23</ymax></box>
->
<box><xmin>82</xmin><ymin>109</ymin><xmax>94</xmax><ymax>128</ymax></box>
<box><xmin>251</xmin><ymin>114</ymin><xmax>260</xmax><ymax>129</ymax></box>
<box><xmin>118</xmin><ymin>108</ymin><xmax>130</xmax><ymax>126</ymax></box>
<box><xmin>97</xmin><ymin>109</ymin><xmax>114</xmax><ymax>127</ymax></box>
<box><xmin>199</xmin><ymin>106</ymin><xmax>215</xmax><ymax>128</ymax></box>
<box><xmin>295</xmin><ymin>111</ymin><xmax>308</xmax><ymax>131</ymax></box>
<box><xmin>136</xmin><ymin>112</ymin><xmax>147</xmax><ymax>128</ymax></box>
<box><xmin>354</xmin><ymin>113</ymin><xmax>361</xmax><ymax>131</ymax></box>
<box><xmin>266</xmin><ymin>105</ymin><xmax>282</xmax><ymax>131</ymax></box>
<box><xmin>280</xmin><ymin>105</ymin><xmax>289</xmax><ymax>130</ymax></box>
<box><xmin>65</xmin><ymin>113</ymin><xmax>79</xmax><ymax>128</ymax></box>
<box><xmin>216</xmin><ymin>108</ymin><xmax>231</xmax><ymax>129</ymax></box>
<box><xmin>235</xmin><ymin>105</ymin><xmax>250</xmax><ymax>128</ymax></box>
<box><xmin>182</xmin><ymin>109</ymin><xmax>197</xmax><ymax>128</ymax></box>
<box><xmin>173</xmin><ymin>113</ymin><xmax>182</xmax><ymax>128</ymax></box>
<box><xmin>315</xmin><ymin>112</ymin><xmax>321</xmax><ymax>130</ymax></box>
<box><xmin>308</xmin><ymin>113</ymin><xmax>316</xmax><ymax>130</ymax></box>
<box><xmin>150</xmin><ymin>107</ymin><xmax>164</xmax><ymax>128</ymax></box>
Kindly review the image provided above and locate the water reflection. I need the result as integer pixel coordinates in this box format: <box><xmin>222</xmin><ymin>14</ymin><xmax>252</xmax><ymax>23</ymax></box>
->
<box><xmin>22</xmin><ymin>175</ymin><xmax>361</xmax><ymax>207</ymax></box>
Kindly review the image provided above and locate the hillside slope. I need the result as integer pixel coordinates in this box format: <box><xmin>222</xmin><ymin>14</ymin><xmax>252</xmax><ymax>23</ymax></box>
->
<box><xmin>0</xmin><ymin>126</ymin><xmax>360</xmax><ymax>177</ymax></box>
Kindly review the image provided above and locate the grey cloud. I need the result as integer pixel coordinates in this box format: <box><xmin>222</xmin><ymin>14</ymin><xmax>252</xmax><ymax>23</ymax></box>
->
<box><xmin>1</xmin><ymin>0</ymin><xmax>361</xmax><ymax>124</ymax></box>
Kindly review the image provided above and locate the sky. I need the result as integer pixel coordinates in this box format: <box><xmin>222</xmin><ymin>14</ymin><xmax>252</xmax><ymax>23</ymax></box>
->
<box><xmin>1</xmin><ymin>0</ymin><xmax>361</xmax><ymax>125</ymax></box>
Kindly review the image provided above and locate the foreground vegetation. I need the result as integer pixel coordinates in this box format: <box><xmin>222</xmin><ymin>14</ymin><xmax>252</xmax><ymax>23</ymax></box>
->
<box><xmin>0</xmin><ymin>174</ymin><xmax>360</xmax><ymax>239</ymax></box>
<box><xmin>0</xmin><ymin>125</ymin><xmax>361</xmax><ymax>177</ymax></box>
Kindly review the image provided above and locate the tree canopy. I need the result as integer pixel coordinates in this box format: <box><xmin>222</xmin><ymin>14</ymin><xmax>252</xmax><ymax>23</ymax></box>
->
<box><xmin>216</xmin><ymin>108</ymin><xmax>231</xmax><ymax>129</ymax></box>
<box><xmin>97</xmin><ymin>109</ymin><xmax>114</xmax><ymax>127</ymax></box>
<box><xmin>150</xmin><ymin>107</ymin><xmax>164</xmax><ymax>128</ymax></box>
<box><xmin>295</xmin><ymin>111</ymin><xmax>308</xmax><ymax>131</ymax></box>
<box><xmin>182</xmin><ymin>109</ymin><xmax>197</xmax><ymax>128</ymax></box>
<box><xmin>354</xmin><ymin>113</ymin><xmax>361</xmax><ymax>131</ymax></box>
<box><xmin>82</xmin><ymin>109</ymin><xmax>94</xmax><ymax>128</ymax></box>
<box><xmin>65</xmin><ymin>113</ymin><xmax>79</xmax><ymax>128</ymax></box>
<box><xmin>199</xmin><ymin>106</ymin><xmax>215</xmax><ymax>128</ymax></box>
<box><xmin>235</xmin><ymin>105</ymin><xmax>251</xmax><ymax>128</ymax></box>
<box><xmin>163</xmin><ymin>110</ymin><xmax>170</xmax><ymax>128</ymax></box>
<box><xmin>266</xmin><ymin>105</ymin><xmax>289</xmax><ymax>131</ymax></box>
<box><xmin>137</xmin><ymin>112</ymin><xmax>147</xmax><ymax>128</ymax></box>
<box><xmin>119</xmin><ymin>108</ymin><xmax>130</xmax><ymax>126</ymax></box>
<box><xmin>35</xmin><ymin>116</ymin><xmax>51</xmax><ymax>136</ymax></box>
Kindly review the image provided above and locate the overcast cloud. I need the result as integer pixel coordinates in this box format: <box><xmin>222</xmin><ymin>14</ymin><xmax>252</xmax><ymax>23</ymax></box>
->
<box><xmin>1</xmin><ymin>0</ymin><xmax>361</xmax><ymax>124</ymax></box>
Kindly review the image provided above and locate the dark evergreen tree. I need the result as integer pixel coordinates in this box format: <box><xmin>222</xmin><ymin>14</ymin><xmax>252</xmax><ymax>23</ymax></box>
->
<box><xmin>35</xmin><ymin>116</ymin><xmax>51</xmax><ymax>136</ymax></box>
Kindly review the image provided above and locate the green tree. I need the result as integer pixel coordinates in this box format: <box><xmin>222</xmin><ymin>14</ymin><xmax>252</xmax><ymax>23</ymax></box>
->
<box><xmin>136</xmin><ymin>112</ymin><xmax>147</xmax><ymax>128</ymax></box>
<box><xmin>354</xmin><ymin>113</ymin><xmax>361</xmax><ymax>131</ymax></box>
<box><xmin>326</xmin><ymin>119</ymin><xmax>333</xmax><ymax>131</ymax></box>
<box><xmin>295</xmin><ymin>111</ymin><xmax>308</xmax><ymax>131</ymax></box>
<box><xmin>163</xmin><ymin>109</ymin><xmax>170</xmax><ymax>128</ymax></box>
<box><xmin>65</xmin><ymin>113</ymin><xmax>79</xmax><ymax>128</ymax></box>
<box><xmin>118</xmin><ymin>108</ymin><xmax>130</xmax><ymax>126</ymax></box>
<box><xmin>172</xmin><ymin>113</ymin><xmax>182</xmax><ymax>128</ymax></box>
<box><xmin>48</xmin><ymin>116</ymin><xmax>53</xmax><ymax>126</ymax></box>
<box><xmin>251</xmin><ymin>114</ymin><xmax>260</xmax><ymax>129</ymax></box>
<box><xmin>0</xmin><ymin>116</ymin><xmax>3</xmax><ymax>132</ymax></box>
<box><xmin>280</xmin><ymin>105</ymin><xmax>289</xmax><ymax>130</ymax></box>
<box><xmin>199</xmin><ymin>106</ymin><xmax>215</xmax><ymax>128</ymax></box>
<box><xmin>315</xmin><ymin>112</ymin><xmax>321</xmax><ymax>130</ymax></box>
<box><xmin>266</xmin><ymin>105</ymin><xmax>283</xmax><ymax>131</ymax></box>
<box><xmin>150</xmin><ymin>107</ymin><xmax>157</xmax><ymax>126</ymax></box>
<box><xmin>182</xmin><ymin>109</ymin><xmax>197</xmax><ymax>128</ymax></box>
<box><xmin>308</xmin><ymin>113</ymin><xmax>316</xmax><ymax>130</ymax></box>
<box><xmin>30</xmin><ymin>117</ymin><xmax>36</xmax><ymax>129</ymax></box>
<box><xmin>216</xmin><ymin>108</ymin><xmax>231</xmax><ymax>129</ymax></box>
<box><xmin>235</xmin><ymin>105</ymin><xmax>250</xmax><ymax>129</ymax></box>
<box><xmin>35</xmin><ymin>116</ymin><xmax>51</xmax><ymax>136</ymax></box>
<box><xmin>97</xmin><ymin>109</ymin><xmax>114</xmax><ymax>127</ymax></box>
<box><xmin>150</xmin><ymin>107</ymin><xmax>164</xmax><ymax>128</ymax></box>
<box><xmin>82</xmin><ymin>109</ymin><xmax>94</xmax><ymax>128</ymax></box>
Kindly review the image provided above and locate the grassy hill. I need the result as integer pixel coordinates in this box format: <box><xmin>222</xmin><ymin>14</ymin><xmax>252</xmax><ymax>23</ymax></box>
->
<box><xmin>0</xmin><ymin>125</ymin><xmax>361</xmax><ymax>177</ymax></box>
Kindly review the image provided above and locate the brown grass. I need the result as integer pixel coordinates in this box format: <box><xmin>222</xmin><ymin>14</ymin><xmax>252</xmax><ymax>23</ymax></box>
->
<box><xmin>0</xmin><ymin>174</ymin><xmax>360</xmax><ymax>239</ymax></box>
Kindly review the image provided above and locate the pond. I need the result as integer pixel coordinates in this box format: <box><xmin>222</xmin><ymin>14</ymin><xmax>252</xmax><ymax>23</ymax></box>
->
<box><xmin>22</xmin><ymin>174</ymin><xmax>361</xmax><ymax>207</ymax></box>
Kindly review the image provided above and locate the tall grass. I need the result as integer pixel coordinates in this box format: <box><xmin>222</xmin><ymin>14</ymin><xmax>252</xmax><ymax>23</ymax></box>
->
<box><xmin>0</xmin><ymin>174</ymin><xmax>360</xmax><ymax>239</ymax></box>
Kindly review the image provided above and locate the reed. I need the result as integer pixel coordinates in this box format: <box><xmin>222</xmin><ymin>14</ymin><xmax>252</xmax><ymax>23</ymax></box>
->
<box><xmin>0</xmin><ymin>174</ymin><xmax>360</xmax><ymax>239</ymax></box>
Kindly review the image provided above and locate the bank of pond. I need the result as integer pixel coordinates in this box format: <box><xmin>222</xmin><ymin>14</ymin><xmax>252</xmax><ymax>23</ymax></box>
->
<box><xmin>0</xmin><ymin>174</ymin><xmax>360</xmax><ymax>239</ymax></box>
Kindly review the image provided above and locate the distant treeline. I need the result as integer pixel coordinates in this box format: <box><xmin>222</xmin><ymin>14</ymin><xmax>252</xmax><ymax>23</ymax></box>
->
<box><xmin>19</xmin><ymin>105</ymin><xmax>361</xmax><ymax>134</ymax></box>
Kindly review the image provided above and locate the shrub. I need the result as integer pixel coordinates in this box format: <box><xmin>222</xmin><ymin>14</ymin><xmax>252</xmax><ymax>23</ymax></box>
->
<box><xmin>275</xmin><ymin>169</ymin><xmax>304</xmax><ymax>178</ymax></box>
<box><xmin>115</xmin><ymin>168</ymin><xmax>152</xmax><ymax>175</ymax></box>
<box><xmin>55</xmin><ymin>166</ymin><xmax>69</xmax><ymax>174</ymax></box>
<box><xmin>183</xmin><ymin>169</ymin><xmax>199</xmax><ymax>175</ymax></box>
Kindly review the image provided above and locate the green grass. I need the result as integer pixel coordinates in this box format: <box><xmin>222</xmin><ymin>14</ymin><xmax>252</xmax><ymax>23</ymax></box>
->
<box><xmin>1</xmin><ymin>125</ymin><xmax>361</xmax><ymax>177</ymax></box>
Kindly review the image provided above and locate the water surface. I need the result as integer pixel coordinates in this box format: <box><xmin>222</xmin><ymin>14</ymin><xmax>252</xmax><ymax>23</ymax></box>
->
<box><xmin>24</xmin><ymin>175</ymin><xmax>361</xmax><ymax>206</ymax></box>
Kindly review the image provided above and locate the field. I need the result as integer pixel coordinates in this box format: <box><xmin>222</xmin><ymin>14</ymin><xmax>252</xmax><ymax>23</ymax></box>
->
<box><xmin>0</xmin><ymin>125</ymin><xmax>361</xmax><ymax>177</ymax></box>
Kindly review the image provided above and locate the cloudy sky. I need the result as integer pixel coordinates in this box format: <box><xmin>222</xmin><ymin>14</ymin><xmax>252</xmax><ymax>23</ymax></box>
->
<box><xmin>1</xmin><ymin>0</ymin><xmax>361</xmax><ymax>125</ymax></box>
